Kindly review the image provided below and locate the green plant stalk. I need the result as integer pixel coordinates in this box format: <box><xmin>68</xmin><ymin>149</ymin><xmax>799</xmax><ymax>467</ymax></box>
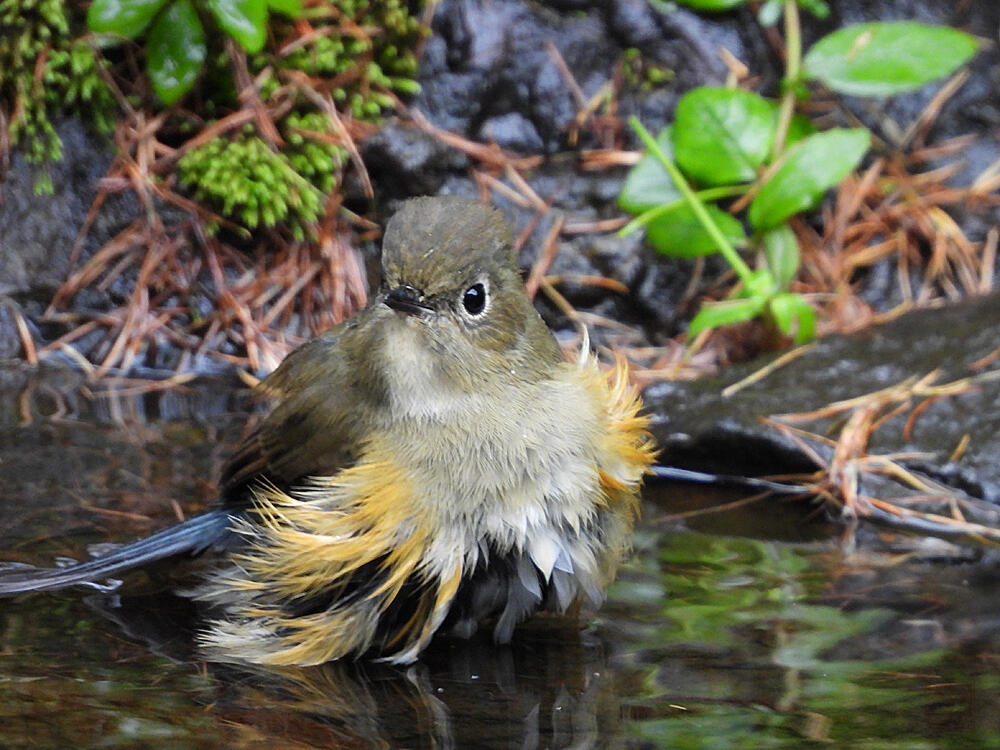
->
<box><xmin>629</xmin><ymin>116</ymin><xmax>755</xmax><ymax>284</ymax></box>
<box><xmin>619</xmin><ymin>184</ymin><xmax>748</xmax><ymax>237</ymax></box>
<box><xmin>771</xmin><ymin>0</ymin><xmax>801</xmax><ymax>160</ymax></box>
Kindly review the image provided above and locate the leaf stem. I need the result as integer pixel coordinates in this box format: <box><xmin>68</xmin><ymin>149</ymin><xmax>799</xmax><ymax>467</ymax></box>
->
<box><xmin>619</xmin><ymin>184</ymin><xmax>748</xmax><ymax>236</ymax></box>
<box><xmin>629</xmin><ymin>116</ymin><xmax>755</xmax><ymax>284</ymax></box>
<box><xmin>771</xmin><ymin>0</ymin><xmax>802</xmax><ymax>160</ymax></box>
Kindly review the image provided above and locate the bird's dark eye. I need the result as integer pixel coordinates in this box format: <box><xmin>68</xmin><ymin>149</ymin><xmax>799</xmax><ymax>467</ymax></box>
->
<box><xmin>461</xmin><ymin>283</ymin><xmax>487</xmax><ymax>316</ymax></box>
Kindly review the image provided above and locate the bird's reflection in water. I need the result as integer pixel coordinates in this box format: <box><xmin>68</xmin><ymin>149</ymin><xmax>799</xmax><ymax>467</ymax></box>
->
<box><xmin>87</xmin><ymin>589</ymin><xmax>622</xmax><ymax>748</ymax></box>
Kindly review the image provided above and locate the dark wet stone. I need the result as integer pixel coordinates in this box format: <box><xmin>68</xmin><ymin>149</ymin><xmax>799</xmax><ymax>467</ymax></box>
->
<box><xmin>361</xmin><ymin>120</ymin><xmax>470</xmax><ymax>200</ymax></box>
<box><xmin>0</xmin><ymin>121</ymin><xmax>139</xmax><ymax>304</ymax></box>
<box><xmin>646</xmin><ymin>292</ymin><xmax>1000</xmax><ymax>514</ymax></box>
<box><xmin>402</xmin><ymin>0</ymin><xmax>998</xmax><ymax>335</ymax></box>
<box><xmin>413</xmin><ymin>0</ymin><xmax>752</xmax><ymax>154</ymax></box>
<box><xmin>416</xmin><ymin>0</ymin><xmax>619</xmax><ymax>153</ymax></box>
<box><xmin>0</xmin><ymin>298</ymin><xmax>25</xmax><ymax>360</ymax></box>
<box><xmin>477</xmin><ymin>112</ymin><xmax>546</xmax><ymax>153</ymax></box>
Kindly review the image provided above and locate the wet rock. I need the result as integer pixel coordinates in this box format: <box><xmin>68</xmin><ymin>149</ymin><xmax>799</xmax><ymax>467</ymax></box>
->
<box><xmin>0</xmin><ymin>121</ymin><xmax>139</xmax><ymax>304</ymax></box>
<box><xmin>417</xmin><ymin>0</ymin><xmax>618</xmax><ymax>153</ymax></box>
<box><xmin>0</xmin><ymin>298</ymin><xmax>25</xmax><ymax>360</ymax></box>
<box><xmin>646</xmin><ymin>292</ymin><xmax>1000</xmax><ymax>509</ymax></box>
<box><xmin>414</xmin><ymin>0</ymin><xmax>750</xmax><ymax>153</ymax></box>
<box><xmin>361</xmin><ymin>121</ymin><xmax>470</xmax><ymax>201</ymax></box>
<box><xmin>401</xmin><ymin>0</ymin><xmax>999</xmax><ymax>335</ymax></box>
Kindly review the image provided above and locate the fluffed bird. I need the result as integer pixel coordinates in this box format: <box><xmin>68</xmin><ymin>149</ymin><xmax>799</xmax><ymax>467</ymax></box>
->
<box><xmin>0</xmin><ymin>196</ymin><xmax>655</xmax><ymax>666</ymax></box>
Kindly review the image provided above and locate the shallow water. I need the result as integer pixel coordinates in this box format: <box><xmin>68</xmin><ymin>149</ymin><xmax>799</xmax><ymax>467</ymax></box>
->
<box><xmin>2</xmin><ymin>365</ymin><xmax>999</xmax><ymax>749</ymax></box>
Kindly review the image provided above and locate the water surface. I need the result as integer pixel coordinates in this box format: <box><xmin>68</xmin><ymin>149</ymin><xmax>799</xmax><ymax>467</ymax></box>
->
<box><xmin>1</xmin><ymin>365</ymin><xmax>998</xmax><ymax>748</ymax></box>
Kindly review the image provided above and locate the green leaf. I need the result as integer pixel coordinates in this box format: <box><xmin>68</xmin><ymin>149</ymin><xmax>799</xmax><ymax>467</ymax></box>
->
<box><xmin>618</xmin><ymin>127</ymin><xmax>679</xmax><ymax>213</ymax></box>
<box><xmin>783</xmin><ymin>110</ymin><xmax>816</xmax><ymax>147</ymax></box>
<box><xmin>673</xmin><ymin>0</ymin><xmax>747</xmax><ymax>8</ymax></box>
<box><xmin>757</xmin><ymin>0</ymin><xmax>828</xmax><ymax>23</ymax></box>
<box><xmin>803</xmin><ymin>22</ymin><xmax>978</xmax><ymax>97</ymax></box>
<box><xmin>689</xmin><ymin>296</ymin><xmax>767</xmax><ymax>338</ymax></box>
<box><xmin>645</xmin><ymin>203</ymin><xmax>745</xmax><ymax>259</ymax></box>
<box><xmin>87</xmin><ymin>0</ymin><xmax>169</xmax><ymax>38</ymax></box>
<box><xmin>761</xmin><ymin>224</ymin><xmax>800</xmax><ymax>288</ymax></box>
<box><xmin>743</xmin><ymin>268</ymin><xmax>777</xmax><ymax>298</ymax></box>
<box><xmin>769</xmin><ymin>293</ymin><xmax>816</xmax><ymax>343</ymax></box>
<box><xmin>798</xmin><ymin>0</ymin><xmax>830</xmax><ymax>19</ymax></box>
<box><xmin>266</xmin><ymin>0</ymin><xmax>301</xmax><ymax>16</ymax></box>
<box><xmin>673</xmin><ymin>87</ymin><xmax>775</xmax><ymax>186</ymax></box>
<box><xmin>207</xmin><ymin>0</ymin><xmax>267</xmax><ymax>53</ymax></box>
<box><xmin>749</xmin><ymin>128</ymin><xmax>869</xmax><ymax>230</ymax></box>
<box><xmin>147</xmin><ymin>0</ymin><xmax>206</xmax><ymax>104</ymax></box>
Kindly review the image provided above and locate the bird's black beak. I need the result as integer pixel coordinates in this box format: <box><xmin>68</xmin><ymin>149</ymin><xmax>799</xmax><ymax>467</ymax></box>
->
<box><xmin>384</xmin><ymin>284</ymin><xmax>431</xmax><ymax>316</ymax></box>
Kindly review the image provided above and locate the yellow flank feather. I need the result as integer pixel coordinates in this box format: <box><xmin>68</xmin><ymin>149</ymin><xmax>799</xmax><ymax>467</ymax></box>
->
<box><xmin>598</xmin><ymin>355</ymin><xmax>658</xmax><ymax>498</ymax></box>
<box><xmin>576</xmin><ymin>353</ymin><xmax>656</xmax><ymax>588</ymax></box>
<box><xmin>196</xmin><ymin>460</ymin><xmax>466</xmax><ymax>666</ymax></box>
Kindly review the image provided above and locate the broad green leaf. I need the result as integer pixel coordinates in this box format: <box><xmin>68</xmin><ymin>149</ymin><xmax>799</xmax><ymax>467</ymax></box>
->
<box><xmin>761</xmin><ymin>224</ymin><xmax>800</xmax><ymax>288</ymax></box>
<box><xmin>87</xmin><ymin>0</ymin><xmax>168</xmax><ymax>38</ymax></box>
<box><xmin>207</xmin><ymin>0</ymin><xmax>267</xmax><ymax>53</ymax></box>
<box><xmin>618</xmin><ymin>127</ymin><xmax>680</xmax><ymax>213</ymax></box>
<box><xmin>267</xmin><ymin>0</ymin><xmax>301</xmax><ymax>16</ymax></box>
<box><xmin>749</xmin><ymin>128</ymin><xmax>869</xmax><ymax>229</ymax></box>
<box><xmin>689</xmin><ymin>296</ymin><xmax>767</xmax><ymax>338</ymax></box>
<box><xmin>673</xmin><ymin>87</ymin><xmax>775</xmax><ymax>186</ymax></box>
<box><xmin>147</xmin><ymin>0</ymin><xmax>206</xmax><ymax>104</ymax></box>
<box><xmin>645</xmin><ymin>202</ymin><xmax>745</xmax><ymax>258</ymax></box>
<box><xmin>803</xmin><ymin>22</ymin><xmax>978</xmax><ymax>97</ymax></box>
<box><xmin>769</xmin><ymin>293</ymin><xmax>816</xmax><ymax>343</ymax></box>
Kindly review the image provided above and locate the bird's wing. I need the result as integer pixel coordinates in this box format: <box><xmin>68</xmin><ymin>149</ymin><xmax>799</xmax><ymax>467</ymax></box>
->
<box><xmin>0</xmin><ymin>320</ymin><xmax>377</xmax><ymax>597</ymax></box>
<box><xmin>219</xmin><ymin>321</ymin><xmax>374</xmax><ymax>505</ymax></box>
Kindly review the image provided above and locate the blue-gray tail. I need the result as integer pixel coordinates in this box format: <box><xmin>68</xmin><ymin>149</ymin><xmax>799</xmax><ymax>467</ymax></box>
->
<box><xmin>0</xmin><ymin>510</ymin><xmax>233</xmax><ymax>596</ymax></box>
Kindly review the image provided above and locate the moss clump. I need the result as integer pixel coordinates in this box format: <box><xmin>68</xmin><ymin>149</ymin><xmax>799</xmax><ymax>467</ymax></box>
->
<box><xmin>282</xmin><ymin>111</ymin><xmax>346</xmax><ymax>195</ymax></box>
<box><xmin>273</xmin><ymin>0</ymin><xmax>424</xmax><ymax>122</ymax></box>
<box><xmin>0</xmin><ymin>0</ymin><xmax>114</xmax><ymax>191</ymax></box>
<box><xmin>177</xmin><ymin>128</ymin><xmax>330</xmax><ymax>240</ymax></box>
<box><xmin>44</xmin><ymin>39</ymin><xmax>118</xmax><ymax>133</ymax></box>
<box><xmin>622</xmin><ymin>47</ymin><xmax>675</xmax><ymax>91</ymax></box>
<box><xmin>179</xmin><ymin>0</ymin><xmax>424</xmax><ymax>238</ymax></box>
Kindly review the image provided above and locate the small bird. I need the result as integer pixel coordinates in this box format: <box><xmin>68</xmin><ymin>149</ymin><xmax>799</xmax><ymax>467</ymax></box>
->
<box><xmin>0</xmin><ymin>196</ymin><xmax>655</xmax><ymax>666</ymax></box>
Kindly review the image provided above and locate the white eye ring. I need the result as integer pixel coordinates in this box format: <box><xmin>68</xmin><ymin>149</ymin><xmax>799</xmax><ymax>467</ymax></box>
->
<box><xmin>459</xmin><ymin>279</ymin><xmax>489</xmax><ymax>318</ymax></box>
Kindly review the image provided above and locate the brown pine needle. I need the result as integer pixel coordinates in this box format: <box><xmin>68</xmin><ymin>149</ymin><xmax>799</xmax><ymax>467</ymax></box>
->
<box><xmin>721</xmin><ymin>344</ymin><xmax>816</xmax><ymax>398</ymax></box>
<box><xmin>525</xmin><ymin>214</ymin><xmax>564</xmax><ymax>299</ymax></box>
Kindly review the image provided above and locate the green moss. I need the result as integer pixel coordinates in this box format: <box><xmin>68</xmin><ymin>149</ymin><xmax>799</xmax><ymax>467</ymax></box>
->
<box><xmin>0</xmin><ymin>0</ymin><xmax>115</xmax><ymax>191</ymax></box>
<box><xmin>272</xmin><ymin>0</ymin><xmax>424</xmax><ymax>122</ymax></box>
<box><xmin>177</xmin><ymin>112</ymin><xmax>350</xmax><ymax>239</ymax></box>
<box><xmin>44</xmin><ymin>39</ymin><xmax>117</xmax><ymax>133</ymax></box>
<box><xmin>176</xmin><ymin>1</ymin><xmax>425</xmax><ymax>239</ymax></box>
<box><xmin>622</xmin><ymin>47</ymin><xmax>675</xmax><ymax>91</ymax></box>
<box><xmin>177</xmin><ymin>129</ymin><xmax>328</xmax><ymax>240</ymax></box>
<box><xmin>282</xmin><ymin>111</ymin><xmax>346</xmax><ymax>195</ymax></box>
<box><xmin>3</xmin><ymin>0</ymin><xmax>424</xmax><ymax>227</ymax></box>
